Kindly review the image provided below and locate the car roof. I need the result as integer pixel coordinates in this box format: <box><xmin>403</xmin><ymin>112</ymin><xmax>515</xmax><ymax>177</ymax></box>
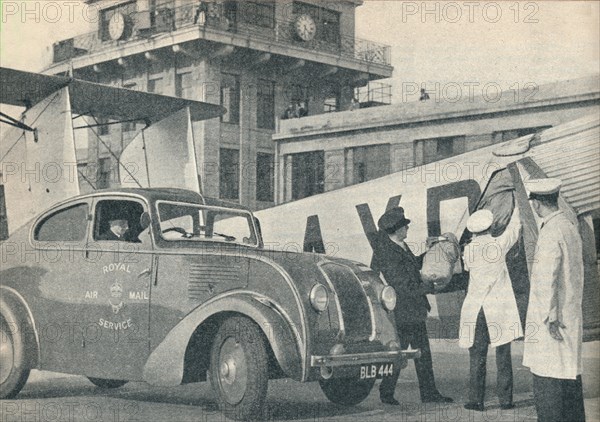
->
<box><xmin>61</xmin><ymin>188</ymin><xmax>253</xmax><ymax>212</ymax></box>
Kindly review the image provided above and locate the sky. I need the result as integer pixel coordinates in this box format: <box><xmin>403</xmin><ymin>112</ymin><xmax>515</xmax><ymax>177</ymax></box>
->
<box><xmin>356</xmin><ymin>1</ymin><xmax>599</xmax><ymax>100</ymax></box>
<box><xmin>0</xmin><ymin>0</ymin><xmax>599</xmax><ymax>102</ymax></box>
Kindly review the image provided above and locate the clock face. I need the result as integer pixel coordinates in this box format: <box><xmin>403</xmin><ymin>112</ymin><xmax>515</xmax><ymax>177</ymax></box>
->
<box><xmin>108</xmin><ymin>12</ymin><xmax>126</xmax><ymax>40</ymax></box>
<box><xmin>295</xmin><ymin>14</ymin><xmax>316</xmax><ymax>41</ymax></box>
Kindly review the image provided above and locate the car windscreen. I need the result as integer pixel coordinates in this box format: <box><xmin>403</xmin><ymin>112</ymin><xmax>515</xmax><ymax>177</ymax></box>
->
<box><xmin>157</xmin><ymin>201</ymin><xmax>258</xmax><ymax>247</ymax></box>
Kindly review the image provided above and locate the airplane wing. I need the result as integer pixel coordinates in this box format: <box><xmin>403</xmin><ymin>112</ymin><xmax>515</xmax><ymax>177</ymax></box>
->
<box><xmin>0</xmin><ymin>67</ymin><xmax>225</xmax><ymax>123</ymax></box>
<box><xmin>119</xmin><ymin>108</ymin><xmax>200</xmax><ymax>192</ymax></box>
<box><xmin>2</xmin><ymin>87</ymin><xmax>79</xmax><ymax>234</ymax></box>
<box><xmin>0</xmin><ymin>66</ymin><xmax>223</xmax><ymax>236</ymax></box>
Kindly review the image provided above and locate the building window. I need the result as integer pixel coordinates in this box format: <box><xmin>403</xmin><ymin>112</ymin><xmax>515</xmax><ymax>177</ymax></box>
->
<box><xmin>256</xmin><ymin>153</ymin><xmax>274</xmax><ymax>202</ymax></box>
<box><xmin>293</xmin><ymin>2</ymin><xmax>340</xmax><ymax>46</ymax></box>
<box><xmin>97</xmin><ymin>158</ymin><xmax>112</xmax><ymax>189</ymax></box>
<box><xmin>176</xmin><ymin>71</ymin><xmax>194</xmax><ymax>99</ymax></box>
<box><xmin>148</xmin><ymin>77</ymin><xmax>164</xmax><ymax>94</ymax></box>
<box><xmin>437</xmin><ymin>138</ymin><xmax>453</xmax><ymax>158</ymax></box>
<box><xmin>122</xmin><ymin>83</ymin><xmax>137</xmax><ymax>132</ymax></box>
<box><xmin>324</xmin><ymin>97</ymin><xmax>338</xmax><ymax>113</ymax></box>
<box><xmin>220</xmin><ymin>148</ymin><xmax>239</xmax><ymax>200</ymax></box>
<box><xmin>221</xmin><ymin>73</ymin><xmax>240</xmax><ymax>124</ymax></box>
<box><xmin>223</xmin><ymin>1</ymin><xmax>238</xmax><ymax>29</ymax></box>
<box><xmin>323</xmin><ymin>85</ymin><xmax>340</xmax><ymax>113</ymax></box>
<box><xmin>493</xmin><ymin>126</ymin><xmax>552</xmax><ymax>143</ymax></box>
<box><xmin>152</xmin><ymin>2</ymin><xmax>175</xmax><ymax>32</ymax></box>
<box><xmin>285</xmin><ymin>84</ymin><xmax>309</xmax><ymax>117</ymax></box>
<box><xmin>257</xmin><ymin>79</ymin><xmax>275</xmax><ymax>130</ymax></box>
<box><xmin>415</xmin><ymin>135</ymin><xmax>465</xmax><ymax>165</ymax></box>
<box><xmin>96</xmin><ymin>116</ymin><xmax>109</xmax><ymax>136</ymax></box>
<box><xmin>348</xmin><ymin>144</ymin><xmax>390</xmax><ymax>185</ymax></box>
<box><xmin>239</xmin><ymin>1</ymin><xmax>275</xmax><ymax>28</ymax></box>
<box><xmin>292</xmin><ymin>151</ymin><xmax>324</xmax><ymax>200</ymax></box>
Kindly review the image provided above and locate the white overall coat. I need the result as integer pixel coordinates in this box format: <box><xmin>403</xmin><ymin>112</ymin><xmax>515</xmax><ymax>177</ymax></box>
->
<box><xmin>459</xmin><ymin>209</ymin><xmax>522</xmax><ymax>349</ymax></box>
<box><xmin>522</xmin><ymin>211</ymin><xmax>584</xmax><ymax>380</ymax></box>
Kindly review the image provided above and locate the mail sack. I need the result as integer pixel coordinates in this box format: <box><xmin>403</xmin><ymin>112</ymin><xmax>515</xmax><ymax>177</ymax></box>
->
<box><xmin>421</xmin><ymin>233</ymin><xmax>460</xmax><ymax>290</ymax></box>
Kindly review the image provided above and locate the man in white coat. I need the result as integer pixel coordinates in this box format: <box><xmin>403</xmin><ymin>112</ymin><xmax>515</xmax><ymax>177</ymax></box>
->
<box><xmin>523</xmin><ymin>178</ymin><xmax>585</xmax><ymax>422</ymax></box>
<box><xmin>460</xmin><ymin>207</ymin><xmax>522</xmax><ymax>411</ymax></box>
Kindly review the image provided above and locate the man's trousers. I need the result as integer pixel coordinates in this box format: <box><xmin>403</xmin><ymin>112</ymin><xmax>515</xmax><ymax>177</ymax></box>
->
<box><xmin>380</xmin><ymin>321</ymin><xmax>440</xmax><ymax>401</ymax></box>
<box><xmin>468</xmin><ymin>310</ymin><xmax>513</xmax><ymax>406</ymax></box>
<box><xmin>532</xmin><ymin>373</ymin><xmax>585</xmax><ymax>422</ymax></box>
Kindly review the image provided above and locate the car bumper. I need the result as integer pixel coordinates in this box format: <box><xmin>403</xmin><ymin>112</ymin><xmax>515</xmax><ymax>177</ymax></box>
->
<box><xmin>310</xmin><ymin>348</ymin><xmax>421</xmax><ymax>367</ymax></box>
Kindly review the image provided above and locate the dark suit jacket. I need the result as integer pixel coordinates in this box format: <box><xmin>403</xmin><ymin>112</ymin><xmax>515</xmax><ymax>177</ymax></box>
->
<box><xmin>371</xmin><ymin>230</ymin><xmax>433</xmax><ymax>324</ymax></box>
<box><xmin>97</xmin><ymin>230</ymin><xmax>130</xmax><ymax>241</ymax></box>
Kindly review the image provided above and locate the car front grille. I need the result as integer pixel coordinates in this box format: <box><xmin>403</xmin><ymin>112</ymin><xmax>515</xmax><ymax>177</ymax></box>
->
<box><xmin>320</xmin><ymin>263</ymin><xmax>373</xmax><ymax>341</ymax></box>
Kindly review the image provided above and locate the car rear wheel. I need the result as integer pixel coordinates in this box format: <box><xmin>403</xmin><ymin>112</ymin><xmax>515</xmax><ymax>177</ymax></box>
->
<box><xmin>209</xmin><ymin>316</ymin><xmax>268</xmax><ymax>421</ymax></box>
<box><xmin>87</xmin><ymin>377</ymin><xmax>128</xmax><ymax>389</ymax></box>
<box><xmin>319</xmin><ymin>378</ymin><xmax>375</xmax><ymax>406</ymax></box>
<box><xmin>0</xmin><ymin>318</ymin><xmax>30</xmax><ymax>399</ymax></box>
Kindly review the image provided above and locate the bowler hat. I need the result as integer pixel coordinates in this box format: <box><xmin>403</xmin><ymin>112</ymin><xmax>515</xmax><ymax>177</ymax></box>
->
<box><xmin>378</xmin><ymin>207</ymin><xmax>411</xmax><ymax>234</ymax></box>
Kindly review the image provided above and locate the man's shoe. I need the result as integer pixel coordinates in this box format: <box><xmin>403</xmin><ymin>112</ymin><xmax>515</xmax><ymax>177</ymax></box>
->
<box><xmin>464</xmin><ymin>402</ymin><xmax>484</xmax><ymax>411</ymax></box>
<box><xmin>381</xmin><ymin>396</ymin><xmax>400</xmax><ymax>405</ymax></box>
<box><xmin>500</xmin><ymin>403</ymin><xmax>515</xmax><ymax>410</ymax></box>
<box><xmin>422</xmin><ymin>394</ymin><xmax>454</xmax><ymax>403</ymax></box>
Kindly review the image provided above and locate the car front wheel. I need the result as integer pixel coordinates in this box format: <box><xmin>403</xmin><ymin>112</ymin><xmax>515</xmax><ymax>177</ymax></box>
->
<box><xmin>87</xmin><ymin>377</ymin><xmax>128</xmax><ymax>389</ymax></box>
<box><xmin>0</xmin><ymin>318</ymin><xmax>30</xmax><ymax>399</ymax></box>
<box><xmin>319</xmin><ymin>378</ymin><xmax>375</xmax><ymax>406</ymax></box>
<box><xmin>209</xmin><ymin>316</ymin><xmax>268</xmax><ymax>421</ymax></box>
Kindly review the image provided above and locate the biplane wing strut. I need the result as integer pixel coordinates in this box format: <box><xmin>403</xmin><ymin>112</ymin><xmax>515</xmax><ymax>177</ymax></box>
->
<box><xmin>0</xmin><ymin>66</ymin><xmax>225</xmax><ymax>235</ymax></box>
<box><xmin>0</xmin><ymin>111</ymin><xmax>35</xmax><ymax>132</ymax></box>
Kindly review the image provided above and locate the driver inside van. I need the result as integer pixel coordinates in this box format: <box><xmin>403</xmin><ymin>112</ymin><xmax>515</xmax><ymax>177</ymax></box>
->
<box><xmin>98</xmin><ymin>219</ymin><xmax>131</xmax><ymax>241</ymax></box>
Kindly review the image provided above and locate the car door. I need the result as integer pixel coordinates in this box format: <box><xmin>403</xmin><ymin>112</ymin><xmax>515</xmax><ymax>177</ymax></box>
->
<box><xmin>75</xmin><ymin>196</ymin><xmax>154</xmax><ymax>381</ymax></box>
<box><xmin>31</xmin><ymin>199</ymin><xmax>93</xmax><ymax>374</ymax></box>
<box><xmin>149</xmin><ymin>202</ymin><xmax>252</xmax><ymax>350</ymax></box>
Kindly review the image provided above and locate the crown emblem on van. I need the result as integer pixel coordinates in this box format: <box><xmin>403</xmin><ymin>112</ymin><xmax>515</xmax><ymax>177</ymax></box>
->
<box><xmin>110</xmin><ymin>281</ymin><xmax>123</xmax><ymax>298</ymax></box>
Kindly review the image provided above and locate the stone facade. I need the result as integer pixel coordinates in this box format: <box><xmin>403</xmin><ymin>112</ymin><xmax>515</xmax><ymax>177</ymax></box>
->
<box><xmin>48</xmin><ymin>0</ymin><xmax>392</xmax><ymax>210</ymax></box>
<box><xmin>274</xmin><ymin>76</ymin><xmax>600</xmax><ymax>203</ymax></box>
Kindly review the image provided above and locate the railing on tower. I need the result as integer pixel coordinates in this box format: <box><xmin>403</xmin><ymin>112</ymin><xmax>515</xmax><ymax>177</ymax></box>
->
<box><xmin>355</xmin><ymin>82</ymin><xmax>393</xmax><ymax>108</ymax></box>
<box><xmin>53</xmin><ymin>1</ymin><xmax>392</xmax><ymax>67</ymax></box>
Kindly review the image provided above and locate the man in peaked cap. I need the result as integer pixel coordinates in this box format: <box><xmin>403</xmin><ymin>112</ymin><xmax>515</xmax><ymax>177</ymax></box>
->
<box><xmin>522</xmin><ymin>178</ymin><xmax>586</xmax><ymax>421</ymax></box>
<box><xmin>460</xmin><ymin>208</ymin><xmax>522</xmax><ymax>412</ymax></box>
<box><xmin>371</xmin><ymin>207</ymin><xmax>453</xmax><ymax>405</ymax></box>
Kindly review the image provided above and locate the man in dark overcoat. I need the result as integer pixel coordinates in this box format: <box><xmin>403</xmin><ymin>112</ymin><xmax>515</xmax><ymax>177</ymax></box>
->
<box><xmin>372</xmin><ymin>207</ymin><xmax>453</xmax><ymax>405</ymax></box>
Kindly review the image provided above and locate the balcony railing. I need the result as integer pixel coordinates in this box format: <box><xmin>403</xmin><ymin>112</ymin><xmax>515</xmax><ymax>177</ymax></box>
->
<box><xmin>54</xmin><ymin>1</ymin><xmax>391</xmax><ymax>66</ymax></box>
<box><xmin>355</xmin><ymin>82</ymin><xmax>392</xmax><ymax>107</ymax></box>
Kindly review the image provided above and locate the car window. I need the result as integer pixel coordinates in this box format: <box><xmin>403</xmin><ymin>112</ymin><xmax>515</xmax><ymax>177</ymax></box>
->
<box><xmin>157</xmin><ymin>201</ymin><xmax>258</xmax><ymax>246</ymax></box>
<box><xmin>213</xmin><ymin>213</ymin><xmax>252</xmax><ymax>244</ymax></box>
<box><xmin>93</xmin><ymin>199</ymin><xmax>146</xmax><ymax>243</ymax></box>
<box><xmin>34</xmin><ymin>203</ymin><xmax>89</xmax><ymax>242</ymax></box>
<box><xmin>160</xmin><ymin>215</ymin><xmax>194</xmax><ymax>240</ymax></box>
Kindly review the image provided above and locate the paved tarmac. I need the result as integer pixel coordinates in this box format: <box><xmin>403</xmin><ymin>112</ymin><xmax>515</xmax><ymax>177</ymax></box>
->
<box><xmin>1</xmin><ymin>341</ymin><xmax>598</xmax><ymax>422</ymax></box>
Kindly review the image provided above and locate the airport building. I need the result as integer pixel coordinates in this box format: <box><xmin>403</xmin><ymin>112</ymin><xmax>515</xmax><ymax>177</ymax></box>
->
<box><xmin>274</xmin><ymin>76</ymin><xmax>600</xmax><ymax>203</ymax></box>
<box><xmin>46</xmin><ymin>0</ymin><xmax>393</xmax><ymax>209</ymax></box>
<box><xmin>46</xmin><ymin>1</ymin><xmax>600</xmax><ymax>209</ymax></box>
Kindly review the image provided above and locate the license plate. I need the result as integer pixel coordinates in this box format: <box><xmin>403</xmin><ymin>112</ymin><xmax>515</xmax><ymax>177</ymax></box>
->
<box><xmin>359</xmin><ymin>363</ymin><xmax>394</xmax><ymax>379</ymax></box>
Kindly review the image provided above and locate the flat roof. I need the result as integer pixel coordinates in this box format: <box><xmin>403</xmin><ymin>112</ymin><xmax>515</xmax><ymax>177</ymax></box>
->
<box><xmin>275</xmin><ymin>75</ymin><xmax>600</xmax><ymax>140</ymax></box>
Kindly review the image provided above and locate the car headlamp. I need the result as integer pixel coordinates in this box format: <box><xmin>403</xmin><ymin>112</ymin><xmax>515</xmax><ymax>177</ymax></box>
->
<box><xmin>309</xmin><ymin>284</ymin><xmax>329</xmax><ymax>312</ymax></box>
<box><xmin>381</xmin><ymin>285</ymin><xmax>397</xmax><ymax>311</ymax></box>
